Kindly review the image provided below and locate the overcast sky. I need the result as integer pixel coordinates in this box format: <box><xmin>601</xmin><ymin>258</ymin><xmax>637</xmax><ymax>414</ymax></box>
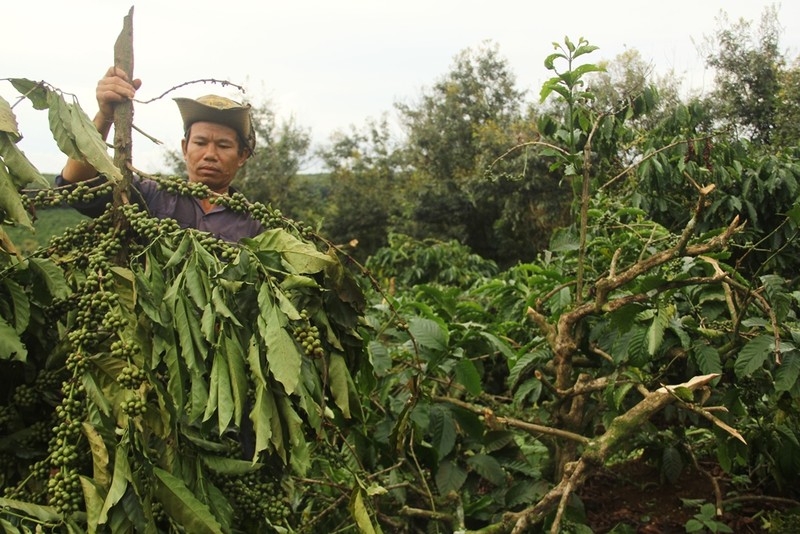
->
<box><xmin>4</xmin><ymin>0</ymin><xmax>799</xmax><ymax>174</ymax></box>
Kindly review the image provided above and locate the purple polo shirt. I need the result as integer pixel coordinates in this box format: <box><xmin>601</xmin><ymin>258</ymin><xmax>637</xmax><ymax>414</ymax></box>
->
<box><xmin>55</xmin><ymin>175</ymin><xmax>264</xmax><ymax>242</ymax></box>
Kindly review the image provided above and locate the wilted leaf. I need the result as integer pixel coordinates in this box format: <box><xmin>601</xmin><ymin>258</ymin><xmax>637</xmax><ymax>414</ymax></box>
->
<box><xmin>348</xmin><ymin>486</ymin><xmax>378</xmax><ymax>534</ymax></box>
<box><xmin>0</xmin><ymin>133</ymin><xmax>49</xmax><ymax>187</ymax></box>
<box><xmin>249</xmin><ymin>228</ymin><xmax>333</xmax><ymax>274</ymax></box>
<box><xmin>0</xmin><ymin>96</ymin><xmax>19</xmax><ymax>137</ymax></box>
<box><xmin>10</xmin><ymin>78</ymin><xmax>49</xmax><ymax>110</ymax></box>
<box><xmin>82</xmin><ymin>422</ymin><xmax>111</xmax><ymax>488</ymax></box>
<box><xmin>0</xmin><ymin>163</ymin><xmax>32</xmax><ymax>229</ymax></box>
<box><xmin>0</xmin><ymin>497</ymin><xmax>60</xmax><ymax>522</ymax></box>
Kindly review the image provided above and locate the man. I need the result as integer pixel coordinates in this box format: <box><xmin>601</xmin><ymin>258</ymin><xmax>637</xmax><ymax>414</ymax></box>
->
<box><xmin>57</xmin><ymin>66</ymin><xmax>263</xmax><ymax>242</ymax></box>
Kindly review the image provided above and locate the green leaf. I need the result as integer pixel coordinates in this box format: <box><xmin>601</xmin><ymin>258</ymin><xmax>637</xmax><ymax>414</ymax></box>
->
<box><xmin>0</xmin><ymin>315</ymin><xmax>27</xmax><ymax>362</ymax></box>
<box><xmin>98</xmin><ymin>444</ymin><xmax>131</xmax><ymax>525</ymax></box>
<box><xmin>408</xmin><ymin>317</ymin><xmax>447</xmax><ymax>352</ymax></box>
<box><xmin>573</xmin><ymin>44</ymin><xmax>600</xmax><ymax>59</ymax></box>
<box><xmin>184</xmin><ymin>257</ymin><xmax>209</xmax><ymax>308</ymax></box>
<box><xmin>28</xmin><ymin>257</ymin><xmax>69</xmax><ymax>299</ymax></box>
<box><xmin>67</xmin><ymin>98</ymin><xmax>123</xmax><ymax>183</ymax></box>
<box><xmin>199</xmin><ymin>455</ymin><xmax>262</xmax><ymax>475</ymax></box>
<box><xmin>10</xmin><ymin>78</ymin><xmax>49</xmax><ymax>109</ymax></box>
<box><xmin>248</xmin><ymin>228</ymin><xmax>334</xmax><ymax>274</ymax></box>
<box><xmin>467</xmin><ymin>454</ymin><xmax>506</xmax><ymax>485</ymax></box>
<box><xmin>0</xmin><ymin>133</ymin><xmax>49</xmax><ymax>188</ymax></box>
<box><xmin>612</xmin><ymin>382</ymin><xmax>634</xmax><ymax>410</ymax></box>
<box><xmin>0</xmin><ymin>497</ymin><xmax>60</xmax><ymax>522</ymax></box>
<box><xmin>214</xmin><ymin>352</ymin><xmax>234</xmax><ymax>435</ymax></box>
<box><xmin>734</xmin><ymin>334</ymin><xmax>773</xmax><ymax>378</ymax></box>
<box><xmin>211</xmin><ymin>286</ymin><xmax>241</xmax><ymax>326</ymax></box>
<box><xmin>775</xmin><ymin>351</ymin><xmax>800</xmax><ymax>392</ymax></box>
<box><xmin>429</xmin><ymin>404</ymin><xmax>457</xmax><ymax>460</ymax></box>
<box><xmin>348</xmin><ymin>486</ymin><xmax>378</xmax><ymax>534</ymax></box>
<box><xmin>0</xmin><ymin>163</ymin><xmax>32</xmax><ymax>229</ymax></box>
<box><xmin>544</xmin><ymin>52</ymin><xmax>566</xmax><ymax>70</ymax></box>
<box><xmin>173</xmin><ymin>294</ymin><xmax>201</xmax><ymax>372</ymax></box>
<box><xmin>279</xmin><ymin>396</ymin><xmax>308</xmax><ymax>474</ymax></box>
<box><xmin>693</xmin><ymin>343</ymin><xmax>722</xmax><ymax>375</ymax></box>
<box><xmin>258</xmin><ymin>287</ymin><xmax>302</xmax><ymax>394</ymax></box>
<box><xmin>3</xmin><ymin>279</ymin><xmax>29</xmax><ymax>334</ymax></box>
<box><xmin>508</xmin><ymin>349</ymin><xmax>547</xmax><ymax>388</ymax></box>
<box><xmin>224</xmin><ymin>332</ymin><xmax>248</xmax><ymax>427</ymax></box>
<box><xmin>661</xmin><ymin>445</ymin><xmax>683</xmax><ymax>484</ymax></box>
<box><xmin>0</xmin><ymin>96</ymin><xmax>19</xmax><ymax>137</ymax></box>
<box><xmin>435</xmin><ymin>460</ymin><xmax>467</xmax><ymax>494</ymax></box>
<box><xmin>627</xmin><ymin>325</ymin><xmax>649</xmax><ymax>365</ymax></box>
<box><xmin>647</xmin><ymin>304</ymin><xmax>674</xmax><ymax>356</ymax></box>
<box><xmin>46</xmin><ymin>90</ymin><xmax>82</xmax><ymax>161</ymax></box>
<box><xmin>251</xmin><ymin>383</ymin><xmax>282</xmax><ymax>462</ymax></box>
<box><xmin>80</xmin><ymin>475</ymin><xmax>106</xmax><ymax>534</ymax></box>
<box><xmin>328</xmin><ymin>353</ymin><xmax>351</xmax><ymax>418</ymax></box>
<box><xmin>454</xmin><ymin>359</ymin><xmax>482</xmax><ymax>395</ymax></box>
<box><xmin>152</xmin><ymin>467</ymin><xmax>224</xmax><ymax>534</ymax></box>
<box><xmin>367</xmin><ymin>340</ymin><xmax>391</xmax><ymax>376</ymax></box>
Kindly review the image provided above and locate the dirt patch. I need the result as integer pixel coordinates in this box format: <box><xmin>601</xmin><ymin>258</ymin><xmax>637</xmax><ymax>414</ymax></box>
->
<box><xmin>579</xmin><ymin>458</ymin><xmax>775</xmax><ymax>533</ymax></box>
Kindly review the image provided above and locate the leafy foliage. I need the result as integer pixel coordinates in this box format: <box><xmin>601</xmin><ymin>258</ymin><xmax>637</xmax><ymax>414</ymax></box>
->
<box><xmin>3</xmin><ymin>16</ymin><xmax>800</xmax><ymax>533</ymax></box>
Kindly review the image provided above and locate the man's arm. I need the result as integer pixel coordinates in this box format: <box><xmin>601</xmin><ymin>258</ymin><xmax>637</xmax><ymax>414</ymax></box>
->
<box><xmin>61</xmin><ymin>66</ymin><xmax>141</xmax><ymax>183</ymax></box>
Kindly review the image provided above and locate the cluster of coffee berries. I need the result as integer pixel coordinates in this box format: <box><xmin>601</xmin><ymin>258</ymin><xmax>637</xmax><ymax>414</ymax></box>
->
<box><xmin>23</xmin><ymin>179</ymin><xmax>113</xmax><ymax>210</ymax></box>
<box><xmin>119</xmin><ymin>203</ymin><xmax>181</xmax><ymax>242</ymax></box>
<box><xmin>120</xmin><ymin>396</ymin><xmax>147</xmax><ymax>416</ymax></box>
<box><xmin>117</xmin><ymin>365</ymin><xmax>146</xmax><ymax>389</ymax></box>
<box><xmin>219</xmin><ymin>472</ymin><xmax>291</xmax><ymax>526</ymax></box>
<box><xmin>47</xmin><ymin>468</ymin><xmax>82</xmax><ymax>515</ymax></box>
<box><xmin>46</xmin><ymin>382</ymin><xmax>86</xmax><ymax>514</ymax></box>
<box><xmin>292</xmin><ymin>310</ymin><xmax>325</xmax><ymax>358</ymax></box>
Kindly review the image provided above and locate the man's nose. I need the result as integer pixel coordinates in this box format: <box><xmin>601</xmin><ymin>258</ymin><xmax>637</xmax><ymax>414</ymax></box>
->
<box><xmin>203</xmin><ymin>145</ymin><xmax>219</xmax><ymax>160</ymax></box>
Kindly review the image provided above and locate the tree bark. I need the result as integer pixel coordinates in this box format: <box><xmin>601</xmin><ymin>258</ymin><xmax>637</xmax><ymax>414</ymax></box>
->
<box><xmin>113</xmin><ymin>6</ymin><xmax>134</xmax><ymax>205</ymax></box>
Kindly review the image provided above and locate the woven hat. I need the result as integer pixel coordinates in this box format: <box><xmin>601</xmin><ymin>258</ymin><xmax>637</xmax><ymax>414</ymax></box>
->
<box><xmin>174</xmin><ymin>95</ymin><xmax>255</xmax><ymax>152</ymax></box>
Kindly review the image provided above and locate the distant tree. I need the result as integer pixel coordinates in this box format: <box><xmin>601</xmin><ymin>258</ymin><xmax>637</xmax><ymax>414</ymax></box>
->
<box><xmin>318</xmin><ymin>116</ymin><xmax>404</xmax><ymax>260</ymax></box>
<box><xmin>588</xmin><ymin>48</ymin><xmax>683</xmax><ymax>128</ymax></box>
<box><xmin>236</xmin><ymin>102</ymin><xmax>311</xmax><ymax>211</ymax></box>
<box><xmin>395</xmin><ymin>42</ymin><xmax>528</xmax><ymax>260</ymax></box>
<box><xmin>773</xmin><ymin>59</ymin><xmax>800</xmax><ymax>147</ymax></box>
<box><xmin>702</xmin><ymin>6</ymin><xmax>784</xmax><ymax>144</ymax></box>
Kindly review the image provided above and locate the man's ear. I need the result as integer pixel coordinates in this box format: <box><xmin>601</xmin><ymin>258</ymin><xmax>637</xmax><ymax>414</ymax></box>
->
<box><xmin>181</xmin><ymin>138</ymin><xmax>188</xmax><ymax>158</ymax></box>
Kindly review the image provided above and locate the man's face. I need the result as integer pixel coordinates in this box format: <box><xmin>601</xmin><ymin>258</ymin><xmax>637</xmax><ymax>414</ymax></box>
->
<box><xmin>181</xmin><ymin>121</ymin><xmax>248</xmax><ymax>193</ymax></box>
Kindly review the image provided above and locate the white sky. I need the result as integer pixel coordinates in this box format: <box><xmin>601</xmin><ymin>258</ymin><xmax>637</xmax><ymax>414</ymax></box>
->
<box><xmin>3</xmin><ymin>0</ymin><xmax>799</xmax><ymax>174</ymax></box>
